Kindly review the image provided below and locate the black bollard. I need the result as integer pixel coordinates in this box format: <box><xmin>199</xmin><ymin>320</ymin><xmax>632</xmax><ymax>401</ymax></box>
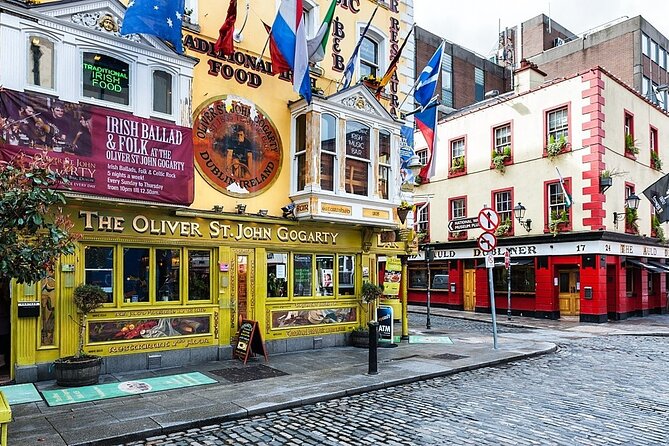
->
<box><xmin>368</xmin><ymin>321</ymin><xmax>379</xmax><ymax>375</ymax></box>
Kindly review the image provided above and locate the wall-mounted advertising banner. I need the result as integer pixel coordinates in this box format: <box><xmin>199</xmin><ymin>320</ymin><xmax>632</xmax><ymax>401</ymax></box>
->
<box><xmin>399</xmin><ymin>125</ymin><xmax>416</xmax><ymax>188</ymax></box>
<box><xmin>193</xmin><ymin>96</ymin><xmax>282</xmax><ymax>198</ymax></box>
<box><xmin>383</xmin><ymin>256</ymin><xmax>402</xmax><ymax>296</ymax></box>
<box><xmin>0</xmin><ymin>88</ymin><xmax>193</xmax><ymax>205</ymax></box>
<box><xmin>643</xmin><ymin>173</ymin><xmax>669</xmax><ymax>223</ymax></box>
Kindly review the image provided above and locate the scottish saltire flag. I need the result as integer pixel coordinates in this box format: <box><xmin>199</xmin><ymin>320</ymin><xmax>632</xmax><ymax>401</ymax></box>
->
<box><xmin>416</xmin><ymin>101</ymin><xmax>438</xmax><ymax>178</ymax></box>
<box><xmin>121</xmin><ymin>0</ymin><xmax>186</xmax><ymax>54</ymax></box>
<box><xmin>307</xmin><ymin>0</ymin><xmax>336</xmax><ymax>63</ymax></box>
<box><xmin>214</xmin><ymin>0</ymin><xmax>237</xmax><ymax>56</ymax></box>
<box><xmin>555</xmin><ymin>167</ymin><xmax>573</xmax><ymax>208</ymax></box>
<box><xmin>270</xmin><ymin>0</ymin><xmax>311</xmax><ymax>104</ymax></box>
<box><xmin>415</xmin><ymin>41</ymin><xmax>445</xmax><ymax>108</ymax></box>
<box><xmin>340</xmin><ymin>6</ymin><xmax>379</xmax><ymax>90</ymax></box>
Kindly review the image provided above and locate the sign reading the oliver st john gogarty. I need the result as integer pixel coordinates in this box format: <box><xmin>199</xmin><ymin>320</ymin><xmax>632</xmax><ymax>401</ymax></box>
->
<box><xmin>193</xmin><ymin>96</ymin><xmax>282</xmax><ymax>198</ymax></box>
<box><xmin>0</xmin><ymin>88</ymin><xmax>193</xmax><ymax>205</ymax></box>
<box><xmin>234</xmin><ymin>319</ymin><xmax>268</xmax><ymax>365</ymax></box>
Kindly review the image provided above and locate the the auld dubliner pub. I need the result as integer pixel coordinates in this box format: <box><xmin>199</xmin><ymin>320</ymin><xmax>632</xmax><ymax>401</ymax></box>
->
<box><xmin>0</xmin><ymin>0</ymin><xmax>415</xmax><ymax>383</ymax></box>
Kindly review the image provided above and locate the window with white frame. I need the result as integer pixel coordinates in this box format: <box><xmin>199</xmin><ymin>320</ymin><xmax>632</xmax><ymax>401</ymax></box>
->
<box><xmin>415</xmin><ymin>203</ymin><xmax>428</xmax><ymax>233</ymax></box>
<box><xmin>320</xmin><ymin>113</ymin><xmax>336</xmax><ymax>191</ymax></box>
<box><xmin>451</xmin><ymin>198</ymin><xmax>465</xmax><ymax>219</ymax></box>
<box><xmin>493</xmin><ymin>124</ymin><xmax>511</xmax><ymax>154</ymax></box>
<box><xmin>295</xmin><ymin>114</ymin><xmax>307</xmax><ymax>191</ymax></box>
<box><xmin>152</xmin><ymin>70</ymin><xmax>173</xmax><ymax>115</ymax></box>
<box><xmin>441</xmin><ymin>53</ymin><xmax>453</xmax><ymax>108</ymax></box>
<box><xmin>651</xmin><ymin>40</ymin><xmax>658</xmax><ymax>64</ymax></box>
<box><xmin>378</xmin><ymin>129</ymin><xmax>391</xmax><ymax>199</ymax></box>
<box><xmin>643</xmin><ymin>76</ymin><xmax>651</xmax><ymax>100</ymax></box>
<box><xmin>450</xmin><ymin>138</ymin><xmax>465</xmax><ymax>171</ymax></box>
<box><xmin>547</xmin><ymin>107</ymin><xmax>568</xmax><ymax>144</ymax></box>
<box><xmin>82</xmin><ymin>52</ymin><xmax>130</xmax><ymax>105</ymax></box>
<box><xmin>27</xmin><ymin>35</ymin><xmax>54</xmax><ymax>89</ymax></box>
<box><xmin>345</xmin><ymin>121</ymin><xmax>370</xmax><ymax>196</ymax></box>
<box><xmin>184</xmin><ymin>0</ymin><xmax>198</xmax><ymax>24</ymax></box>
<box><xmin>302</xmin><ymin>0</ymin><xmax>317</xmax><ymax>39</ymax></box>
<box><xmin>548</xmin><ymin>182</ymin><xmax>568</xmax><ymax>224</ymax></box>
<box><xmin>494</xmin><ymin>190</ymin><xmax>512</xmax><ymax>227</ymax></box>
<box><xmin>360</xmin><ymin>36</ymin><xmax>379</xmax><ymax>78</ymax></box>
<box><xmin>642</xmin><ymin>33</ymin><xmax>650</xmax><ymax>56</ymax></box>
<box><xmin>417</xmin><ymin>148</ymin><xmax>428</xmax><ymax>167</ymax></box>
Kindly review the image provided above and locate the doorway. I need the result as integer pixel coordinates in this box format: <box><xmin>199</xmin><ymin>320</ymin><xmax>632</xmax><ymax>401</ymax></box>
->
<box><xmin>463</xmin><ymin>269</ymin><xmax>476</xmax><ymax>311</ymax></box>
<box><xmin>231</xmin><ymin>249</ymin><xmax>254</xmax><ymax>343</ymax></box>
<box><xmin>558</xmin><ymin>269</ymin><xmax>580</xmax><ymax>316</ymax></box>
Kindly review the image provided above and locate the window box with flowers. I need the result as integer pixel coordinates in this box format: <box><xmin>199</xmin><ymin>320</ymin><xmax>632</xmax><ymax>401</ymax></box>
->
<box><xmin>491</xmin><ymin>146</ymin><xmax>512</xmax><ymax>173</ymax></box>
<box><xmin>625</xmin><ymin>133</ymin><xmax>639</xmax><ymax>157</ymax></box>
<box><xmin>651</xmin><ymin>149</ymin><xmax>662</xmax><ymax>170</ymax></box>
<box><xmin>449</xmin><ymin>156</ymin><xmax>465</xmax><ymax>176</ymax></box>
<box><xmin>361</xmin><ymin>74</ymin><xmax>380</xmax><ymax>90</ymax></box>
<box><xmin>548</xmin><ymin>209</ymin><xmax>569</xmax><ymax>237</ymax></box>
<box><xmin>416</xmin><ymin>230</ymin><xmax>429</xmax><ymax>243</ymax></box>
<box><xmin>546</xmin><ymin>135</ymin><xmax>567</xmax><ymax>159</ymax></box>
<box><xmin>495</xmin><ymin>218</ymin><xmax>512</xmax><ymax>237</ymax></box>
<box><xmin>651</xmin><ymin>215</ymin><xmax>666</xmax><ymax>243</ymax></box>
<box><xmin>625</xmin><ymin>207</ymin><xmax>639</xmax><ymax>234</ymax></box>
<box><xmin>449</xmin><ymin>230</ymin><xmax>466</xmax><ymax>241</ymax></box>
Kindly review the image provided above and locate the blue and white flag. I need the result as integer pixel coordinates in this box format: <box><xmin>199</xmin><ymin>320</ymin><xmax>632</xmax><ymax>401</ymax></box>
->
<box><xmin>121</xmin><ymin>0</ymin><xmax>186</xmax><ymax>54</ymax></box>
<box><xmin>340</xmin><ymin>6</ymin><xmax>379</xmax><ymax>90</ymax></box>
<box><xmin>414</xmin><ymin>41</ymin><xmax>444</xmax><ymax>109</ymax></box>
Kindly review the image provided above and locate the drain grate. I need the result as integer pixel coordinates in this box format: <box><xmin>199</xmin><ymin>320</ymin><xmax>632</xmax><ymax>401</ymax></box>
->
<box><xmin>433</xmin><ymin>353</ymin><xmax>468</xmax><ymax>361</ymax></box>
<box><xmin>208</xmin><ymin>364</ymin><xmax>289</xmax><ymax>383</ymax></box>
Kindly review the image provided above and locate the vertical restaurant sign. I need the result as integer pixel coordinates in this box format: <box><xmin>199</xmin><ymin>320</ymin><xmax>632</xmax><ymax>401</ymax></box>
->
<box><xmin>0</xmin><ymin>88</ymin><xmax>193</xmax><ymax>205</ymax></box>
<box><xmin>383</xmin><ymin>256</ymin><xmax>402</xmax><ymax>296</ymax></box>
<box><xmin>193</xmin><ymin>96</ymin><xmax>282</xmax><ymax>197</ymax></box>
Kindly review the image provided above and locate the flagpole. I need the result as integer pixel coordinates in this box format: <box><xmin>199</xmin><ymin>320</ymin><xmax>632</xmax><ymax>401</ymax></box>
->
<box><xmin>256</xmin><ymin>33</ymin><xmax>271</xmax><ymax>65</ymax></box>
<box><xmin>338</xmin><ymin>5</ymin><xmax>379</xmax><ymax>88</ymax></box>
<box><xmin>398</xmin><ymin>40</ymin><xmax>445</xmax><ymax>112</ymax></box>
<box><xmin>234</xmin><ymin>0</ymin><xmax>250</xmax><ymax>42</ymax></box>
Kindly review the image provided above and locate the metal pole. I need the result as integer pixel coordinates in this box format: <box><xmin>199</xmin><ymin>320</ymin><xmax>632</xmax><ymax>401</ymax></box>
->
<box><xmin>426</xmin><ymin>248</ymin><xmax>432</xmax><ymax>330</ymax></box>
<box><xmin>368</xmin><ymin>321</ymin><xmax>379</xmax><ymax>375</ymax></box>
<box><xmin>507</xmin><ymin>261</ymin><xmax>512</xmax><ymax>320</ymax></box>
<box><xmin>487</xmin><ymin>265</ymin><xmax>498</xmax><ymax>349</ymax></box>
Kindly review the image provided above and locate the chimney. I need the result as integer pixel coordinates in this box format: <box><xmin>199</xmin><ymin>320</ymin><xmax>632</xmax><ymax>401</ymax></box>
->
<box><xmin>515</xmin><ymin>59</ymin><xmax>547</xmax><ymax>93</ymax></box>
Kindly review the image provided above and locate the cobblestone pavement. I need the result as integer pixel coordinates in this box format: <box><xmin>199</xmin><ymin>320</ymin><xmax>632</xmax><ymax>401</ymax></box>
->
<box><xmin>123</xmin><ymin>317</ymin><xmax>669</xmax><ymax>446</ymax></box>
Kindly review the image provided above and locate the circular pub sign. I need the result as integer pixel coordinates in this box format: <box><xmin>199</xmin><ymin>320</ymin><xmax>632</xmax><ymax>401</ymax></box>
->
<box><xmin>193</xmin><ymin>96</ymin><xmax>282</xmax><ymax>197</ymax></box>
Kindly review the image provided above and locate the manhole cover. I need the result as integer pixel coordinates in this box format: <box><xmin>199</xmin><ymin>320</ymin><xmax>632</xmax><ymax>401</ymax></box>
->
<box><xmin>433</xmin><ymin>353</ymin><xmax>468</xmax><ymax>361</ymax></box>
<box><xmin>209</xmin><ymin>364</ymin><xmax>289</xmax><ymax>383</ymax></box>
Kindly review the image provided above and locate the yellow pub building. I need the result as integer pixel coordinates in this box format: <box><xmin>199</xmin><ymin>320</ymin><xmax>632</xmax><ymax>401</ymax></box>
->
<box><xmin>0</xmin><ymin>0</ymin><xmax>415</xmax><ymax>382</ymax></box>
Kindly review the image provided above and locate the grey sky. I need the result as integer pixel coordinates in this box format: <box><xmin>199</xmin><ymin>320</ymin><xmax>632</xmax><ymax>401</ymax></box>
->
<box><xmin>414</xmin><ymin>1</ymin><xmax>669</xmax><ymax>59</ymax></box>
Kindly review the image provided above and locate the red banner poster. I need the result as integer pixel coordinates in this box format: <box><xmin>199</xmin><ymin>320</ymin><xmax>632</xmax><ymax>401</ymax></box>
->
<box><xmin>0</xmin><ymin>89</ymin><xmax>193</xmax><ymax>205</ymax></box>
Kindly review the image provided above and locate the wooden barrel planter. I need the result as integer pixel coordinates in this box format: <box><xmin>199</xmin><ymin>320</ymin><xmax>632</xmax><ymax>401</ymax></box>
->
<box><xmin>349</xmin><ymin>330</ymin><xmax>380</xmax><ymax>348</ymax></box>
<box><xmin>53</xmin><ymin>356</ymin><xmax>102</xmax><ymax>387</ymax></box>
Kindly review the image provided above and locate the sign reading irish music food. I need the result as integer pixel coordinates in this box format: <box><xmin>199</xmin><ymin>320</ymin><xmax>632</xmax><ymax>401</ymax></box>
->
<box><xmin>0</xmin><ymin>89</ymin><xmax>194</xmax><ymax>205</ymax></box>
<box><xmin>193</xmin><ymin>96</ymin><xmax>282</xmax><ymax>198</ymax></box>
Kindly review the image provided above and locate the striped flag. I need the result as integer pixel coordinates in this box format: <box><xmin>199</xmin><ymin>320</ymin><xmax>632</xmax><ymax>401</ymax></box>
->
<box><xmin>307</xmin><ymin>0</ymin><xmax>336</xmax><ymax>63</ymax></box>
<box><xmin>375</xmin><ymin>24</ymin><xmax>415</xmax><ymax>98</ymax></box>
<box><xmin>340</xmin><ymin>6</ymin><xmax>379</xmax><ymax>90</ymax></box>
<box><xmin>555</xmin><ymin>167</ymin><xmax>573</xmax><ymax>208</ymax></box>
<box><xmin>414</xmin><ymin>41</ymin><xmax>445</xmax><ymax>108</ymax></box>
<box><xmin>416</xmin><ymin>100</ymin><xmax>439</xmax><ymax>178</ymax></box>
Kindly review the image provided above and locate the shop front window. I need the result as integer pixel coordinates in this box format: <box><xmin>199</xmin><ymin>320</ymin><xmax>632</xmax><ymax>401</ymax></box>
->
<box><xmin>430</xmin><ymin>268</ymin><xmax>449</xmax><ymax>289</ymax></box>
<box><xmin>316</xmin><ymin>255</ymin><xmax>334</xmax><ymax>296</ymax></box>
<box><xmin>294</xmin><ymin>254</ymin><xmax>313</xmax><ymax>297</ymax></box>
<box><xmin>267</xmin><ymin>252</ymin><xmax>289</xmax><ymax>298</ymax></box>
<box><xmin>188</xmin><ymin>250</ymin><xmax>211</xmax><ymax>301</ymax></box>
<box><xmin>84</xmin><ymin>246</ymin><xmax>114</xmax><ymax>303</ymax></box>
<box><xmin>123</xmin><ymin>248</ymin><xmax>150</xmax><ymax>303</ymax></box>
<box><xmin>338</xmin><ymin>255</ymin><xmax>355</xmax><ymax>296</ymax></box>
<box><xmin>493</xmin><ymin>263</ymin><xmax>536</xmax><ymax>293</ymax></box>
<box><xmin>409</xmin><ymin>268</ymin><xmax>427</xmax><ymax>289</ymax></box>
<box><xmin>156</xmin><ymin>249</ymin><xmax>180</xmax><ymax>302</ymax></box>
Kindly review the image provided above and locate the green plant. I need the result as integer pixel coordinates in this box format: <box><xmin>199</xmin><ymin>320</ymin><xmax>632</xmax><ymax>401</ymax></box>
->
<box><xmin>625</xmin><ymin>207</ymin><xmax>639</xmax><ymax>233</ymax></box>
<box><xmin>549</xmin><ymin>209</ymin><xmax>569</xmax><ymax>236</ymax></box>
<box><xmin>491</xmin><ymin>147</ymin><xmax>511</xmax><ymax>173</ymax></box>
<box><xmin>652</xmin><ymin>215</ymin><xmax>666</xmax><ymax>243</ymax></box>
<box><xmin>450</xmin><ymin>156</ymin><xmax>465</xmax><ymax>173</ymax></box>
<box><xmin>495</xmin><ymin>218</ymin><xmax>512</xmax><ymax>236</ymax></box>
<box><xmin>416</xmin><ymin>230</ymin><xmax>429</xmax><ymax>242</ymax></box>
<box><xmin>651</xmin><ymin>150</ymin><xmax>662</xmax><ymax>170</ymax></box>
<box><xmin>398</xmin><ymin>200</ymin><xmax>412</xmax><ymax>210</ymax></box>
<box><xmin>625</xmin><ymin>133</ymin><xmax>639</xmax><ymax>155</ymax></box>
<box><xmin>361</xmin><ymin>282</ymin><xmax>384</xmax><ymax>303</ymax></box>
<box><xmin>546</xmin><ymin>134</ymin><xmax>567</xmax><ymax>159</ymax></box>
<box><xmin>72</xmin><ymin>284</ymin><xmax>107</xmax><ymax>358</ymax></box>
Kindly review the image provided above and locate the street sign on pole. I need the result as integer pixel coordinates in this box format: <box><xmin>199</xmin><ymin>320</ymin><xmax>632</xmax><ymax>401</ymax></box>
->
<box><xmin>504</xmin><ymin>249</ymin><xmax>511</xmax><ymax>270</ymax></box>
<box><xmin>477</xmin><ymin>232</ymin><xmax>497</xmax><ymax>252</ymax></box>
<box><xmin>478</xmin><ymin>208</ymin><xmax>500</xmax><ymax>232</ymax></box>
<box><xmin>447</xmin><ymin>217</ymin><xmax>479</xmax><ymax>232</ymax></box>
<box><xmin>485</xmin><ymin>253</ymin><xmax>495</xmax><ymax>268</ymax></box>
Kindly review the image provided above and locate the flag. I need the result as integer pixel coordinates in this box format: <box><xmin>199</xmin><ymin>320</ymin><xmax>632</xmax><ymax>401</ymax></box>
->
<box><xmin>555</xmin><ymin>167</ymin><xmax>573</xmax><ymax>208</ymax></box>
<box><xmin>269</xmin><ymin>0</ymin><xmax>311</xmax><ymax>104</ymax></box>
<box><xmin>214</xmin><ymin>0</ymin><xmax>237</xmax><ymax>56</ymax></box>
<box><xmin>340</xmin><ymin>6</ymin><xmax>379</xmax><ymax>90</ymax></box>
<box><xmin>121</xmin><ymin>0</ymin><xmax>186</xmax><ymax>54</ymax></box>
<box><xmin>263</xmin><ymin>22</ymin><xmax>291</xmax><ymax>74</ymax></box>
<box><xmin>414</xmin><ymin>41</ymin><xmax>445</xmax><ymax>108</ymax></box>
<box><xmin>416</xmin><ymin>101</ymin><xmax>439</xmax><ymax>178</ymax></box>
<box><xmin>643</xmin><ymin>173</ymin><xmax>669</xmax><ymax>222</ymax></box>
<box><xmin>375</xmin><ymin>25</ymin><xmax>415</xmax><ymax>98</ymax></box>
<box><xmin>307</xmin><ymin>0</ymin><xmax>336</xmax><ymax>63</ymax></box>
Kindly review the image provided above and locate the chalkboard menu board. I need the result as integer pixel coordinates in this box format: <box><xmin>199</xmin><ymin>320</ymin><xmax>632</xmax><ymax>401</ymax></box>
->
<box><xmin>234</xmin><ymin>319</ymin><xmax>268</xmax><ymax>364</ymax></box>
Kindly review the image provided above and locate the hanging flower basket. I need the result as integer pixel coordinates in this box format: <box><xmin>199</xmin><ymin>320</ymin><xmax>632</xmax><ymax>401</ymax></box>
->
<box><xmin>396</xmin><ymin>201</ymin><xmax>412</xmax><ymax>224</ymax></box>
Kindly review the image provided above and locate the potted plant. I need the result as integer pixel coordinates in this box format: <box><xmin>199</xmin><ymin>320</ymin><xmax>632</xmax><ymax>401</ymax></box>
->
<box><xmin>651</xmin><ymin>150</ymin><xmax>663</xmax><ymax>170</ymax></box>
<box><xmin>625</xmin><ymin>207</ymin><xmax>639</xmax><ymax>234</ymax></box>
<box><xmin>52</xmin><ymin>284</ymin><xmax>107</xmax><ymax>386</ymax></box>
<box><xmin>495</xmin><ymin>218</ymin><xmax>512</xmax><ymax>236</ymax></box>
<box><xmin>361</xmin><ymin>74</ymin><xmax>380</xmax><ymax>89</ymax></box>
<box><xmin>651</xmin><ymin>215</ymin><xmax>666</xmax><ymax>243</ymax></box>
<box><xmin>349</xmin><ymin>282</ymin><xmax>384</xmax><ymax>348</ymax></box>
<box><xmin>491</xmin><ymin>146</ymin><xmax>511</xmax><ymax>173</ymax></box>
<box><xmin>549</xmin><ymin>209</ymin><xmax>569</xmax><ymax>236</ymax></box>
<box><xmin>396</xmin><ymin>200</ymin><xmax>413</xmax><ymax>224</ymax></box>
<box><xmin>600</xmin><ymin>170</ymin><xmax>613</xmax><ymax>190</ymax></box>
<box><xmin>449</xmin><ymin>156</ymin><xmax>465</xmax><ymax>174</ymax></box>
<box><xmin>625</xmin><ymin>133</ymin><xmax>639</xmax><ymax>156</ymax></box>
<box><xmin>546</xmin><ymin>134</ymin><xmax>567</xmax><ymax>159</ymax></box>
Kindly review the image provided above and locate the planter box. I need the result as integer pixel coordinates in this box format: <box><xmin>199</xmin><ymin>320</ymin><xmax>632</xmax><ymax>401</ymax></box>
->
<box><xmin>53</xmin><ymin>356</ymin><xmax>102</xmax><ymax>387</ymax></box>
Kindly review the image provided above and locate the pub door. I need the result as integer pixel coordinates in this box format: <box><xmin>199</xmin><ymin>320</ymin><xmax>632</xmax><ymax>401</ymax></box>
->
<box><xmin>558</xmin><ymin>269</ymin><xmax>580</xmax><ymax>316</ymax></box>
<box><xmin>463</xmin><ymin>269</ymin><xmax>476</xmax><ymax>311</ymax></box>
<box><xmin>231</xmin><ymin>249</ymin><xmax>255</xmax><ymax>345</ymax></box>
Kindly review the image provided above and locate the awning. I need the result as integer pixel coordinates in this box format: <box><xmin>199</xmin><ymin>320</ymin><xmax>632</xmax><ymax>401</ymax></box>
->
<box><xmin>648</xmin><ymin>261</ymin><xmax>669</xmax><ymax>273</ymax></box>
<box><xmin>624</xmin><ymin>259</ymin><xmax>665</xmax><ymax>273</ymax></box>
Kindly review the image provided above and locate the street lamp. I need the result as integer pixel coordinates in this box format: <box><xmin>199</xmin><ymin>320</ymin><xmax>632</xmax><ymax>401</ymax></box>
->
<box><xmin>513</xmin><ymin>202</ymin><xmax>532</xmax><ymax>232</ymax></box>
<box><xmin>613</xmin><ymin>193</ymin><xmax>640</xmax><ymax>228</ymax></box>
<box><xmin>407</xmin><ymin>154</ymin><xmax>423</xmax><ymax>177</ymax></box>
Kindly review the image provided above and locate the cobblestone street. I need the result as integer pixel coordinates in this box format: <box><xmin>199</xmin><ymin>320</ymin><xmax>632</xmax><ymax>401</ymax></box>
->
<box><xmin>123</xmin><ymin>315</ymin><xmax>669</xmax><ymax>446</ymax></box>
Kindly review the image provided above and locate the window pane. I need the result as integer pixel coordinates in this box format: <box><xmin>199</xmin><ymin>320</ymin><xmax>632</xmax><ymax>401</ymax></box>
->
<box><xmin>547</xmin><ymin>107</ymin><xmax>568</xmax><ymax>141</ymax></box>
<box><xmin>316</xmin><ymin>255</ymin><xmax>334</xmax><ymax>296</ymax></box>
<box><xmin>338</xmin><ymin>255</ymin><xmax>355</xmax><ymax>296</ymax></box>
<box><xmin>431</xmin><ymin>270</ymin><xmax>449</xmax><ymax>289</ymax></box>
<box><xmin>378</xmin><ymin>164</ymin><xmax>389</xmax><ymax>199</ymax></box>
<box><xmin>493</xmin><ymin>265</ymin><xmax>536</xmax><ymax>292</ymax></box>
<box><xmin>451</xmin><ymin>139</ymin><xmax>465</xmax><ymax>159</ymax></box>
<box><xmin>321</xmin><ymin>152</ymin><xmax>335</xmax><ymax>191</ymax></box>
<box><xmin>452</xmin><ymin>199</ymin><xmax>465</xmax><ymax>218</ymax></box>
<box><xmin>82</xmin><ymin>52</ymin><xmax>130</xmax><ymax>105</ymax></box>
<box><xmin>156</xmin><ymin>249</ymin><xmax>180</xmax><ymax>302</ymax></box>
<box><xmin>379</xmin><ymin>130</ymin><xmax>391</xmax><ymax>163</ymax></box>
<box><xmin>267</xmin><ymin>252</ymin><xmax>288</xmax><ymax>298</ymax></box>
<box><xmin>84</xmin><ymin>246</ymin><xmax>114</xmax><ymax>302</ymax></box>
<box><xmin>345</xmin><ymin>158</ymin><xmax>369</xmax><ymax>195</ymax></box>
<box><xmin>360</xmin><ymin>37</ymin><xmax>377</xmax><ymax>66</ymax></box>
<box><xmin>475</xmin><ymin>67</ymin><xmax>485</xmax><ymax>101</ymax></box>
<box><xmin>188</xmin><ymin>250</ymin><xmax>211</xmax><ymax>300</ymax></box>
<box><xmin>28</xmin><ymin>36</ymin><xmax>54</xmax><ymax>88</ymax></box>
<box><xmin>494</xmin><ymin>125</ymin><xmax>511</xmax><ymax>152</ymax></box>
<box><xmin>321</xmin><ymin>114</ymin><xmax>336</xmax><ymax>153</ymax></box>
<box><xmin>409</xmin><ymin>269</ymin><xmax>427</xmax><ymax>288</ymax></box>
<box><xmin>297</xmin><ymin>153</ymin><xmax>306</xmax><ymax>191</ymax></box>
<box><xmin>346</xmin><ymin>121</ymin><xmax>370</xmax><ymax>159</ymax></box>
<box><xmin>153</xmin><ymin>70</ymin><xmax>172</xmax><ymax>114</ymax></box>
<box><xmin>296</xmin><ymin>114</ymin><xmax>306</xmax><ymax>152</ymax></box>
<box><xmin>123</xmin><ymin>248</ymin><xmax>149</xmax><ymax>303</ymax></box>
<box><xmin>494</xmin><ymin>191</ymin><xmax>512</xmax><ymax>224</ymax></box>
<box><xmin>294</xmin><ymin>254</ymin><xmax>313</xmax><ymax>297</ymax></box>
